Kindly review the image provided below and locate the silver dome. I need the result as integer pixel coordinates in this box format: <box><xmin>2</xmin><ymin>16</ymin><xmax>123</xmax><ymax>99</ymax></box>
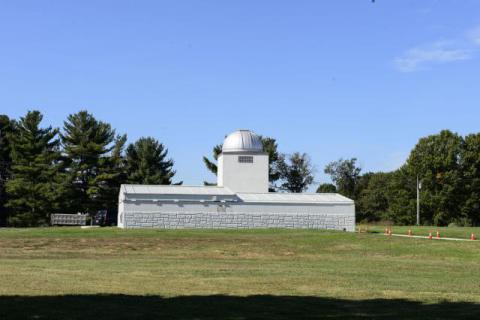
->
<box><xmin>222</xmin><ymin>130</ymin><xmax>263</xmax><ymax>153</ymax></box>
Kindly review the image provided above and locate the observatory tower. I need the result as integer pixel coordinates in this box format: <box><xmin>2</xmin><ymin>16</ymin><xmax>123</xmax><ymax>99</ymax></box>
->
<box><xmin>217</xmin><ymin>130</ymin><xmax>269</xmax><ymax>193</ymax></box>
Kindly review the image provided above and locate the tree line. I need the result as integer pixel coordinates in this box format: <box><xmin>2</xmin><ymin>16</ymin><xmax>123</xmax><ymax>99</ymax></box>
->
<box><xmin>0</xmin><ymin>110</ymin><xmax>179</xmax><ymax>226</ymax></box>
<box><xmin>1</xmin><ymin>110</ymin><xmax>479</xmax><ymax>227</ymax></box>
<box><xmin>319</xmin><ymin>130</ymin><xmax>480</xmax><ymax>227</ymax></box>
<box><xmin>0</xmin><ymin>110</ymin><xmax>315</xmax><ymax>227</ymax></box>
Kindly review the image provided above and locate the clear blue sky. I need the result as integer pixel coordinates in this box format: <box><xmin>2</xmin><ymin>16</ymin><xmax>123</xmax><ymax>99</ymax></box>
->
<box><xmin>1</xmin><ymin>0</ymin><xmax>479</xmax><ymax>189</ymax></box>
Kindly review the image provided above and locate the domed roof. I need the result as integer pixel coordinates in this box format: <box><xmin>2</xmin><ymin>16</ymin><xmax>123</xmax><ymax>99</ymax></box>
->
<box><xmin>222</xmin><ymin>130</ymin><xmax>263</xmax><ymax>153</ymax></box>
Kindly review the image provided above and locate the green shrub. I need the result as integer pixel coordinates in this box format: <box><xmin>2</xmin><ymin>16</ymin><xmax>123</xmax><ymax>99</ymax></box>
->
<box><xmin>7</xmin><ymin>212</ymin><xmax>47</xmax><ymax>227</ymax></box>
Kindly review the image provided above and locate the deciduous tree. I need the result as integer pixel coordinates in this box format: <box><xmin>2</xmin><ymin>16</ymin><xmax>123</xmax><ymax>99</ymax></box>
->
<box><xmin>356</xmin><ymin>172</ymin><xmax>391</xmax><ymax>222</ymax></box>
<box><xmin>316</xmin><ymin>183</ymin><xmax>337</xmax><ymax>193</ymax></box>
<box><xmin>277</xmin><ymin>152</ymin><xmax>314</xmax><ymax>193</ymax></box>
<box><xmin>405</xmin><ymin>130</ymin><xmax>464</xmax><ymax>225</ymax></box>
<box><xmin>460</xmin><ymin>133</ymin><xmax>480</xmax><ymax>225</ymax></box>
<box><xmin>324</xmin><ymin>158</ymin><xmax>361</xmax><ymax>199</ymax></box>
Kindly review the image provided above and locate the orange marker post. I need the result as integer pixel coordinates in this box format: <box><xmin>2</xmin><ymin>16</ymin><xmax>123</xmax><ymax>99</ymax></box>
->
<box><xmin>436</xmin><ymin>231</ymin><xmax>440</xmax><ymax>239</ymax></box>
<box><xmin>471</xmin><ymin>233</ymin><xmax>476</xmax><ymax>241</ymax></box>
<box><xmin>428</xmin><ymin>232</ymin><xmax>433</xmax><ymax>240</ymax></box>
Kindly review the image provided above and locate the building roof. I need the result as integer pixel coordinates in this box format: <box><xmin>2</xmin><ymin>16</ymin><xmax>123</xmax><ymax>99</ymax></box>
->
<box><xmin>120</xmin><ymin>184</ymin><xmax>234</xmax><ymax>195</ymax></box>
<box><xmin>222</xmin><ymin>129</ymin><xmax>263</xmax><ymax>153</ymax></box>
<box><xmin>120</xmin><ymin>184</ymin><xmax>353</xmax><ymax>204</ymax></box>
<box><xmin>237</xmin><ymin>192</ymin><xmax>353</xmax><ymax>204</ymax></box>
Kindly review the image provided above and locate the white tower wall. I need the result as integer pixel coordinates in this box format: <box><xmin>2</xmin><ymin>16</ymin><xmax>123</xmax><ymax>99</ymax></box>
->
<box><xmin>218</xmin><ymin>153</ymin><xmax>269</xmax><ymax>193</ymax></box>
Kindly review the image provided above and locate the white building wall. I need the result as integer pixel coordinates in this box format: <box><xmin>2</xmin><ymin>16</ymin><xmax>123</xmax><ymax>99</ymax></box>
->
<box><xmin>117</xmin><ymin>191</ymin><xmax>125</xmax><ymax>228</ymax></box>
<box><xmin>218</xmin><ymin>153</ymin><xmax>269</xmax><ymax>193</ymax></box>
<box><xmin>119</xmin><ymin>200</ymin><xmax>355</xmax><ymax>231</ymax></box>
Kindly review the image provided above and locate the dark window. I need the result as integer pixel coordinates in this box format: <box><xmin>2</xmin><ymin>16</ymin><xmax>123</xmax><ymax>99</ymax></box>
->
<box><xmin>238</xmin><ymin>156</ymin><xmax>253</xmax><ymax>163</ymax></box>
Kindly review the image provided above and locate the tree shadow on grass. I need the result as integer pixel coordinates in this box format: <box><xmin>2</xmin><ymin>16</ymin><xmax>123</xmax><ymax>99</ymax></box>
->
<box><xmin>0</xmin><ymin>294</ymin><xmax>479</xmax><ymax>320</ymax></box>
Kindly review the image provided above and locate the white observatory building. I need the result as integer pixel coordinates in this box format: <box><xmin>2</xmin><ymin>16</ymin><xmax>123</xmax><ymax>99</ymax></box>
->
<box><xmin>118</xmin><ymin>130</ymin><xmax>355</xmax><ymax>231</ymax></box>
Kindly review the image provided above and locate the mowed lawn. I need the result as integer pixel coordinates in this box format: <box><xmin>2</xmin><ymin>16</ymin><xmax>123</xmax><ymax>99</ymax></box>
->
<box><xmin>360</xmin><ymin>224</ymin><xmax>480</xmax><ymax>239</ymax></box>
<box><xmin>0</xmin><ymin>227</ymin><xmax>479</xmax><ymax>319</ymax></box>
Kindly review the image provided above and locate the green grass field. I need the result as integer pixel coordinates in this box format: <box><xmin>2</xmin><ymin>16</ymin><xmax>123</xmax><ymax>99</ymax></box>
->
<box><xmin>0</xmin><ymin>227</ymin><xmax>479</xmax><ymax>319</ymax></box>
<box><xmin>359</xmin><ymin>224</ymin><xmax>480</xmax><ymax>239</ymax></box>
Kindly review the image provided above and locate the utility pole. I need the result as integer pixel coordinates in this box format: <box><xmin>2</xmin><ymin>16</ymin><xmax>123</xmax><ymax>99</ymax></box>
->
<box><xmin>416</xmin><ymin>175</ymin><xmax>421</xmax><ymax>226</ymax></box>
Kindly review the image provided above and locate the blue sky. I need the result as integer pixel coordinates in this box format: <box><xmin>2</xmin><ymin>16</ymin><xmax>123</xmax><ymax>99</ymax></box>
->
<box><xmin>1</xmin><ymin>0</ymin><xmax>480</xmax><ymax>189</ymax></box>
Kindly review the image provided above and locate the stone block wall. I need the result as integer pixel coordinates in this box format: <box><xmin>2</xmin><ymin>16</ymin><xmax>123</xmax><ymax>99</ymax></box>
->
<box><xmin>123</xmin><ymin>212</ymin><xmax>355</xmax><ymax>231</ymax></box>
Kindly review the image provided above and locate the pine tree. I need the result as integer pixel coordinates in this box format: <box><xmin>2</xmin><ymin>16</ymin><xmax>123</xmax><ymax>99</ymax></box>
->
<box><xmin>5</xmin><ymin>111</ymin><xmax>62</xmax><ymax>226</ymax></box>
<box><xmin>202</xmin><ymin>144</ymin><xmax>222</xmax><ymax>185</ymax></box>
<box><xmin>126</xmin><ymin>137</ymin><xmax>181</xmax><ymax>185</ymax></box>
<box><xmin>92</xmin><ymin>134</ymin><xmax>128</xmax><ymax>211</ymax></box>
<box><xmin>61</xmin><ymin>110</ymin><xmax>116</xmax><ymax>214</ymax></box>
<box><xmin>261</xmin><ymin>137</ymin><xmax>281</xmax><ymax>191</ymax></box>
<box><xmin>0</xmin><ymin>115</ymin><xmax>14</xmax><ymax>226</ymax></box>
